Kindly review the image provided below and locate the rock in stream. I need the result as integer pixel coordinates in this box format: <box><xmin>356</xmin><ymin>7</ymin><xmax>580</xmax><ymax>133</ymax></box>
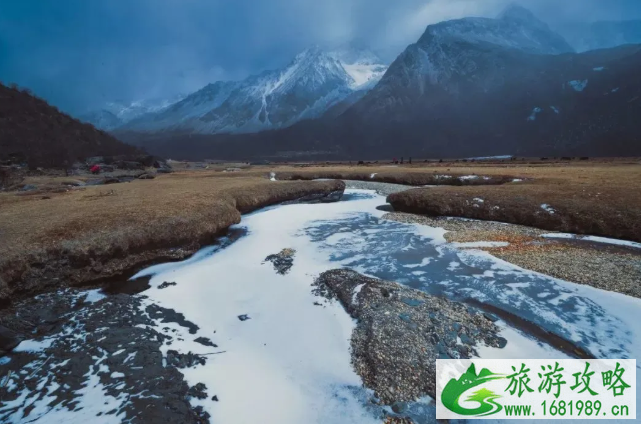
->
<box><xmin>263</xmin><ymin>248</ymin><xmax>296</xmax><ymax>275</ymax></box>
<box><xmin>313</xmin><ymin>269</ymin><xmax>506</xmax><ymax>405</ymax></box>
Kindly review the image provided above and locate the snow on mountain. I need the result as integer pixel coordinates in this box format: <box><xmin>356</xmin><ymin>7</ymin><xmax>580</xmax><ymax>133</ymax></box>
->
<box><xmin>327</xmin><ymin>46</ymin><xmax>388</xmax><ymax>89</ymax></box>
<box><xmin>356</xmin><ymin>3</ymin><xmax>575</xmax><ymax>109</ymax></box>
<box><xmin>106</xmin><ymin>94</ymin><xmax>186</xmax><ymax>122</ymax></box>
<box><xmin>417</xmin><ymin>4</ymin><xmax>574</xmax><ymax>57</ymax></box>
<box><xmin>80</xmin><ymin>94</ymin><xmax>186</xmax><ymax>130</ymax></box>
<box><xmin>119</xmin><ymin>46</ymin><xmax>388</xmax><ymax>134</ymax></box>
<box><xmin>324</xmin><ymin>4</ymin><xmax>641</xmax><ymax>158</ymax></box>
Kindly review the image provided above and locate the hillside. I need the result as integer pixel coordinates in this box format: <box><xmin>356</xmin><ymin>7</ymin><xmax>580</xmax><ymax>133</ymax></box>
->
<box><xmin>0</xmin><ymin>83</ymin><xmax>140</xmax><ymax>168</ymax></box>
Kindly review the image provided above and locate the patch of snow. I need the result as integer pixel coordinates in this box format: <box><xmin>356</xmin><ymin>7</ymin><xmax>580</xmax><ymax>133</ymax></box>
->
<box><xmin>110</xmin><ymin>372</ymin><xmax>125</xmax><ymax>378</ymax></box>
<box><xmin>568</xmin><ymin>79</ymin><xmax>588</xmax><ymax>92</ymax></box>
<box><xmin>541</xmin><ymin>233</ymin><xmax>577</xmax><ymax>240</ymax></box>
<box><xmin>0</xmin><ymin>357</ymin><xmax>11</xmax><ymax>365</ymax></box>
<box><xmin>50</xmin><ymin>359</ymin><xmax>70</xmax><ymax>369</ymax></box>
<box><xmin>541</xmin><ymin>233</ymin><xmax>641</xmax><ymax>250</ymax></box>
<box><xmin>527</xmin><ymin>106</ymin><xmax>542</xmax><ymax>121</ymax></box>
<box><xmin>550</xmin><ymin>106</ymin><xmax>559</xmax><ymax>114</ymax></box>
<box><xmin>342</xmin><ymin>63</ymin><xmax>386</xmax><ymax>90</ymax></box>
<box><xmin>540</xmin><ymin>204</ymin><xmax>555</xmax><ymax>214</ymax></box>
<box><xmin>512</xmin><ymin>178</ymin><xmax>523</xmax><ymax>182</ymax></box>
<box><xmin>458</xmin><ymin>175</ymin><xmax>478</xmax><ymax>180</ymax></box>
<box><xmin>352</xmin><ymin>284</ymin><xmax>365</xmax><ymax>305</ymax></box>
<box><xmin>13</xmin><ymin>338</ymin><xmax>55</xmax><ymax>353</ymax></box>
<box><xmin>451</xmin><ymin>241</ymin><xmax>509</xmax><ymax>248</ymax></box>
<box><xmin>473</xmin><ymin>198</ymin><xmax>484</xmax><ymax>203</ymax></box>
<box><xmin>612</xmin><ymin>87</ymin><xmax>619</xmax><ymax>93</ymax></box>
<box><xmin>593</xmin><ymin>66</ymin><xmax>605</xmax><ymax>71</ymax></box>
<box><xmin>370</xmin><ymin>173</ymin><xmax>377</xmax><ymax>179</ymax></box>
<box><xmin>269</xmin><ymin>172</ymin><xmax>276</xmax><ymax>182</ymax></box>
<box><xmin>123</xmin><ymin>352</ymin><xmax>137</xmax><ymax>364</ymax></box>
<box><xmin>83</xmin><ymin>289</ymin><xmax>106</xmax><ymax>304</ymax></box>
<box><xmin>403</xmin><ymin>257</ymin><xmax>433</xmax><ymax>269</ymax></box>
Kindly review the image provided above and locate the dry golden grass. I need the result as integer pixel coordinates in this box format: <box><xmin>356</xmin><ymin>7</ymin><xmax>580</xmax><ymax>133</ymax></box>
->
<box><xmin>0</xmin><ymin>170</ymin><xmax>343</xmax><ymax>300</ymax></box>
<box><xmin>262</xmin><ymin>158</ymin><xmax>641</xmax><ymax>182</ymax></box>
<box><xmin>260</xmin><ymin>160</ymin><xmax>641</xmax><ymax>241</ymax></box>
<box><xmin>1</xmin><ymin>159</ymin><xmax>639</xmax><ymax>301</ymax></box>
<box><xmin>384</xmin><ymin>162</ymin><xmax>641</xmax><ymax>242</ymax></box>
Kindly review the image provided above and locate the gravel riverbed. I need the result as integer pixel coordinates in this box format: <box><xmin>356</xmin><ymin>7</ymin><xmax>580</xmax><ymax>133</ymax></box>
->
<box><xmin>383</xmin><ymin>212</ymin><xmax>641</xmax><ymax>298</ymax></box>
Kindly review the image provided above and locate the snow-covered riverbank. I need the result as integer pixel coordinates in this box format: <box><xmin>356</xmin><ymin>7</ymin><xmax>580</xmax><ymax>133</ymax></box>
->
<box><xmin>3</xmin><ymin>189</ymin><xmax>640</xmax><ymax>423</ymax></box>
<box><xmin>136</xmin><ymin>189</ymin><xmax>641</xmax><ymax>423</ymax></box>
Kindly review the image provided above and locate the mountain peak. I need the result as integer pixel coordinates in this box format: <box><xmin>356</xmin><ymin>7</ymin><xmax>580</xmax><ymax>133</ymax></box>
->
<box><xmin>328</xmin><ymin>43</ymin><xmax>384</xmax><ymax>66</ymax></box>
<box><xmin>415</xmin><ymin>3</ymin><xmax>573</xmax><ymax>56</ymax></box>
<box><xmin>498</xmin><ymin>3</ymin><xmax>540</xmax><ymax>24</ymax></box>
<box><xmin>294</xmin><ymin>45</ymin><xmax>326</xmax><ymax>61</ymax></box>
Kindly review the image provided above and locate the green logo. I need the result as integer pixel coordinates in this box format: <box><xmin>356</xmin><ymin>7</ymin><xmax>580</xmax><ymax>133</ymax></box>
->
<box><xmin>441</xmin><ymin>363</ymin><xmax>506</xmax><ymax>417</ymax></box>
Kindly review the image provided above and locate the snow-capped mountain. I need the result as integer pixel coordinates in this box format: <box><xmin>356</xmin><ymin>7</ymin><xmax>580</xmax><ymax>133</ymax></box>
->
<box><xmin>351</xmin><ymin>4</ymin><xmax>575</xmax><ymax>117</ymax></box>
<box><xmin>324</xmin><ymin>4</ymin><xmax>641</xmax><ymax>157</ymax></box>
<box><xmin>80</xmin><ymin>94</ymin><xmax>186</xmax><ymax>130</ymax></box>
<box><xmin>132</xmin><ymin>4</ymin><xmax>641</xmax><ymax>160</ymax></box>
<box><xmin>118</xmin><ymin>46</ymin><xmax>388</xmax><ymax>134</ymax></box>
<box><xmin>555</xmin><ymin>20</ymin><xmax>641</xmax><ymax>52</ymax></box>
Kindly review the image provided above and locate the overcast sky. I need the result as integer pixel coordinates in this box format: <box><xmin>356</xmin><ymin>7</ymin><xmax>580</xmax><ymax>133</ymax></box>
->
<box><xmin>1</xmin><ymin>0</ymin><xmax>640</xmax><ymax>114</ymax></box>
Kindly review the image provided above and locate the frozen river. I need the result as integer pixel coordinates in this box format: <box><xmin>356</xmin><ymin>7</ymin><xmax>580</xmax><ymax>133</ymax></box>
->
<box><xmin>3</xmin><ymin>189</ymin><xmax>640</xmax><ymax>423</ymax></box>
<box><xmin>135</xmin><ymin>189</ymin><xmax>641</xmax><ymax>423</ymax></box>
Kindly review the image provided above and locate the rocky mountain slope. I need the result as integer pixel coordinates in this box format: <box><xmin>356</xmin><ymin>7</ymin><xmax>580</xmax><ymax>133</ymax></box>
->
<box><xmin>0</xmin><ymin>83</ymin><xmax>140</xmax><ymax>169</ymax></box>
<box><xmin>116</xmin><ymin>46</ymin><xmax>388</xmax><ymax>135</ymax></box>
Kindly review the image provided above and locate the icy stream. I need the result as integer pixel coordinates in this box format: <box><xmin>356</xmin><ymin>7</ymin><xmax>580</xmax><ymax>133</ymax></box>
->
<box><xmin>4</xmin><ymin>189</ymin><xmax>639</xmax><ymax>423</ymax></box>
<box><xmin>132</xmin><ymin>189</ymin><xmax>641</xmax><ymax>423</ymax></box>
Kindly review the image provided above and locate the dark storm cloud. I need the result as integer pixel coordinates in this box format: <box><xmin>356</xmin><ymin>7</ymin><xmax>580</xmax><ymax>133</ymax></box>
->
<box><xmin>1</xmin><ymin>0</ymin><xmax>639</xmax><ymax>114</ymax></box>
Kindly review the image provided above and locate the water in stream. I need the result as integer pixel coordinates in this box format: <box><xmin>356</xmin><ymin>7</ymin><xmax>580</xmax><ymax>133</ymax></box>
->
<box><xmin>132</xmin><ymin>189</ymin><xmax>641</xmax><ymax>423</ymax></box>
<box><xmin>3</xmin><ymin>189</ymin><xmax>639</xmax><ymax>423</ymax></box>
